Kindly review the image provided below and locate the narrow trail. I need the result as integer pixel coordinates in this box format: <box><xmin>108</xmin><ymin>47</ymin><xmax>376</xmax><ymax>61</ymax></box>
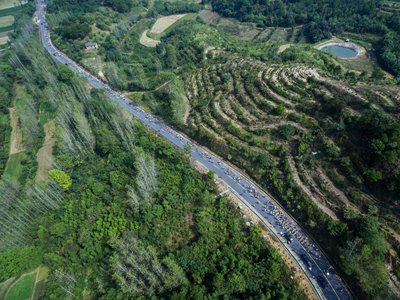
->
<box><xmin>8</xmin><ymin>107</ymin><xmax>25</xmax><ymax>155</ymax></box>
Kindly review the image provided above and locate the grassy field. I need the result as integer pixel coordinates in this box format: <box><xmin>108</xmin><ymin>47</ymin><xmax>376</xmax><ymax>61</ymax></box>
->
<box><xmin>0</xmin><ymin>0</ymin><xmax>25</xmax><ymax>44</ymax></box>
<box><xmin>0</xmin><ymin>15</ymin><xmax>13</xmax><ymax>27</ymax></box>
<box><xmin>0</xmin><ymin>0</ymin><xmax>26</xmax><ymax>10</ymax></box>
<box><xmin>1</xmin><ymin>266</ymin><xmax>48</xmax><ymax>300</ymax></box>
<box><xmin>4</xmin><ymin>272</ymin><xmax>35</xmax><ymax>300</ymax></box>
<box><xmin>0</xmin><ymin>4</ymin><xmax>23</xmax><ymax>17</ymax></box>
<box><xmin>3</xmin><ymin>152</ymin><xmax>27</xmax><ymax>181</ymax></box>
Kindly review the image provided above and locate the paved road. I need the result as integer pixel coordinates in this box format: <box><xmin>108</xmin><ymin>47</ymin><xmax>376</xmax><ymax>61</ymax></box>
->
<box><xmin>36</xmin><ymin>1</ymin><xmax>352</xmax><ymax>299</ymax></box>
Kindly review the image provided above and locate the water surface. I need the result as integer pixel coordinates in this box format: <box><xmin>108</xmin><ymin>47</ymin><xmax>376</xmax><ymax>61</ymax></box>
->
<box><xmin>320</xmin><ymin>44</ymin><xmax>358</xmax><ymax>58</ymax></box>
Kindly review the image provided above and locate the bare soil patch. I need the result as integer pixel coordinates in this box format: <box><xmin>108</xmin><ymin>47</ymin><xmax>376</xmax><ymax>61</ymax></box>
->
<box><xmin>0</xmin><ymin>0</ymin><xmax>27</xmax><ymax>10</ymax></box>
<box><xmin>8</xmin><ymin>107</ymin><xmax>24</xmax><ymax>155</ymax></box>
<box><xmin>139</xmin><ymin>29</ymin><xmax>159</xmax><ymax>48</ymax></box>
<box><xmin>150</xmin><ymin>14</ymin><xmax>186</xmax><ymax>34</ymax></box>
<box><xmin>278</xmin><ymin>43</ymin><xmax>292</xmax><ymax>53</ymax></box>
<box><xmin>198</xmin><ymin>9</ymin><xmax>220</xmax><ymax>24</ymax></box>
<box><xmin>35</xmin><ymin>121</ymin><xmax>55</xmax><ymax>182</ymax></box>
<box><xmin>0</xmin><ymin>32</ymin><xmax>10</xmax><ymax>45</ymax></box>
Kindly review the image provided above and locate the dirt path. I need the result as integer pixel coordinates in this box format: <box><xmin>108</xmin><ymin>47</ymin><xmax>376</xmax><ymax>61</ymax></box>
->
<box><xmin>277</xmin><ymin>43</ymin><xmax>292</xmax><ymax>53</ymax></box>
<box><xmin>139</xmin><ymin>30</ymin><xmax>159</xmax><ymax>47</ymax></box>
<box><xmin>35</xmin><ymin>121</ymin><xmax>55</xmax><ymax>182</ymax></box>
<box><xmin>192</xmin><ymin>160</ymin><xmax>318</xmax><ymax>300</ymax></box>
<box><xmin>0</xmin><ymin>277</ymin><xmax>15</xmax><ymax>300</ymax></box>
<box><xmin>9</xmin><ymin>107</ymin><xmax>25</xmax><ymax>155</ymax></box>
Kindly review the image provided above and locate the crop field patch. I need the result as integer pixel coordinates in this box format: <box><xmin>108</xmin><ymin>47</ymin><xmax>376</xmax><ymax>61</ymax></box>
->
<box><xmin>0</xmin><ymin>0</ymin><xmax>26</xmax><ymax>10</ymax></box>
<box><xmin>150</xmin><ymin>14</ymin><xmax>186</xmax><ymax>34</ymax></box>
<box><xmin>4</xmin><ymin>272</ymin><xmax>35</xmax><ymax>300</ymax></box>
<box><xmin>183</xmin><ymin>52</ymin><xmax>400</xmax><ymax>247</ymax></box>
<box><xmin>139</xmin><ymin>29</ymin><xmax>159</xmax><ymax>47</ymax></box>
<box><xmin>0</xmin><ymin>15</ymin><xmax>13</xmax><ymax>27</ymax></box>
<box><xmin>0</xmin><ymin>34</ymin><xmax>8</xmax><ymax>44</ymax></box>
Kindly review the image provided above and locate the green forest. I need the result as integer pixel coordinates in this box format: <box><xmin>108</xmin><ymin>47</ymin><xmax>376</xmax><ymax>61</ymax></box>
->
<box><xmin>45</xmin><ymin>0</ymin><xmax>400</xmax><ymax>298</ymax></box>
<box><xmin>0</xmin><ymin>2</ymin><xmax>305</xmax><ymax>299</ymax></box>
<box><xmin>1</xmin><ymin>0</ymin><xmax>399</xmax><ymax>299</ymax></box>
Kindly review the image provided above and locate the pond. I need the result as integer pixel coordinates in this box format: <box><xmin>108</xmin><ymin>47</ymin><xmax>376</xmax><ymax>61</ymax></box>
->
<box><xmin>320</xmin><ymin>44</ymin><xmax>359</xmax><ymax>58</ymax></box>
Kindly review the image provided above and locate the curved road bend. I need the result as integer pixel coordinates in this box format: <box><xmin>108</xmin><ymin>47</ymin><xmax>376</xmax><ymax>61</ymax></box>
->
<box><xmin>36</xmin><ymin>1</ymin><xmax>351</xmax><ymax>299</ymax></box>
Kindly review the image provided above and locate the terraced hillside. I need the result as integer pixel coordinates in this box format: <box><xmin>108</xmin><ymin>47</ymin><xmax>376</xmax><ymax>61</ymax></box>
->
<box><xmin>183</xmin><ymin>52</ymin><xmax>400</xmax><ymax>287</ymax></box>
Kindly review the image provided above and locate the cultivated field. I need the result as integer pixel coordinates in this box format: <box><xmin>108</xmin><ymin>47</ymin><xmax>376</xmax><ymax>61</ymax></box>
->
<box><xmin>150</xmin><ymin>14</ymin><xmax>186</xmax><ymax>34</ymax></box>
<box><xmin>215</xmin><ymin>17</ymin><xmax>307</xmax><ymax>43</ymax></box>
<box><xmin>0</xmin><ymin>15</ymin><xmax>13</xmax><ymax>27</ymax></box>
<box><xmin>139</xmin><ymin>29</ymin><xmax>159</xmax><ymax>47</ymax></box>
<box><xmin>0</xmin><ymin>0</ymin><xmax>26</xmax><ymax>10</ymax></box>
<box><xmin>4</xmin><ymin>272</ymin><xmax>35</xmax><ymax>300</ymax></box>
<box><xmin>184</xmin><ymin>51</ymin><xmax>400</xmax><ymax>250</ymax></box>
<box><xmin>1</xmin><ymin>266</ymin><xmax>48</xmax><ymax>300</ymax></box>
<box><xmin>140</xmin><ymin>14</ymin><xmax>188</xmax><ymax>47</ymax></box>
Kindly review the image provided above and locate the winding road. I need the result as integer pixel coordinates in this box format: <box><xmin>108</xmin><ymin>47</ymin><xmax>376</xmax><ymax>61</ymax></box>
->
<box><xmin>35</xmin><ymin>1</ymin><xmax>352</xmax><ymax>299</ymax></box>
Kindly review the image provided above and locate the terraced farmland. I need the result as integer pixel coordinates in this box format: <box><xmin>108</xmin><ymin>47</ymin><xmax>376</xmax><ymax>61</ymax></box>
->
<box><xmin>184</xmin><ymin>52</ymin><xmax>400</xmax><ymax>250</ymax></box>
<box><xmin>0</xmin><ymin>0</ymin><xmax>27</xmax><ymax>47</ymax></box>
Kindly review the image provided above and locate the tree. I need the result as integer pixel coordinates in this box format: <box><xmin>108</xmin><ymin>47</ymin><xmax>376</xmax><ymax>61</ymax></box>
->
<box><xmin>110</xmin><ymin>232</ymin><xmax>186</xmax><ymax>297</ymax></box>
<box><xmin>274</xmin><ymin>104</ymin><xmax>286</xmax><ymax>116</ymax></box>
<box><xmin>105</xmin><ymin>0</ymin><xmax>133</xmax><ymax>13</ymax></box>
<box><xmin>48</xmin><ymin>169</ymin><xmax>73</xmax><ymax>191</ymax></box>
<box><xmin>58</xmin><ymin>65</ymin><xmax>75</xmax><ymax>83</ymax></box>
<box><xmin>183</xmin><ymin>143</ymin><xmax>192</xmax><ymax>155</ymax></box>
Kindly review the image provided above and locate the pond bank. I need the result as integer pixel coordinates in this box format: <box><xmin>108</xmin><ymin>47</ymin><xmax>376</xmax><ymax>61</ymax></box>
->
<box><xmin>315</xmin><ymin>37</ymin><xmax>366</xmax><ymax>59</ymax></box>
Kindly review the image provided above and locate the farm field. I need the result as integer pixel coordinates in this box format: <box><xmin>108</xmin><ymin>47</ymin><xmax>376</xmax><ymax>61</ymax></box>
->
<box><xmin>183</xmin><ymin>50</ymin><xmax>400</xmax><ymax>274</ymax></box>
<box><xmin>0</xmin><ymin>0</ymin><xmax>26</xmax><ymax>10</ymax></box>
<box><xmin>0</xmin><ymin>0</ymin><xmax>26</xmax><ymax>46</ymax></box>
<box><xmin>0</xmin><ymin>15</ymin><xmax>13</xmax><ymax>27</ymax></box>
<box><xmin>1</xmin><ymin>266</ymin><xmax>48</xmax><ymax>300</ymax></box>
<box><xmin>150</xmin><ymin>14</ymin><xmax>186</xmax><ymax>34</ymax></box>
<box><xmin>141</xmin><ymin>13</ymin><xmax>193</xmax><ymax>47</ymax></box>
<box><xmin>0</xmin><ymin>34</ymin><xmax>8</xmax><ymax>45</ymax></box>
<box><xmin>214</xmin><ymin>17</ymin><xmax>307</xmax><ymax>43</ymax></box>
<box><xmin>4</xmin><ymin>272</ymin><xmax>35</xmax><ymax>300</ymax></box>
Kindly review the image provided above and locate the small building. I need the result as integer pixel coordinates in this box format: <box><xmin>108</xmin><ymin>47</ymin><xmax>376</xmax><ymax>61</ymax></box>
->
<box><xmin>84</xmin><ymin>42</ymin><xmax>98</xmax><ymax>50</ymax></box>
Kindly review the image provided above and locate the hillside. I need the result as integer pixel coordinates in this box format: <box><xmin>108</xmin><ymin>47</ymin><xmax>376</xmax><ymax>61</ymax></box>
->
<box><xmin>42</xmin><ymin>0</ymin><xmax>400</xmax><ymax>298</ymax></box>
<box><xmin>0</xmin><ymin>2</ymin><xmax>306</xmax><ymax>299</ymax></box>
